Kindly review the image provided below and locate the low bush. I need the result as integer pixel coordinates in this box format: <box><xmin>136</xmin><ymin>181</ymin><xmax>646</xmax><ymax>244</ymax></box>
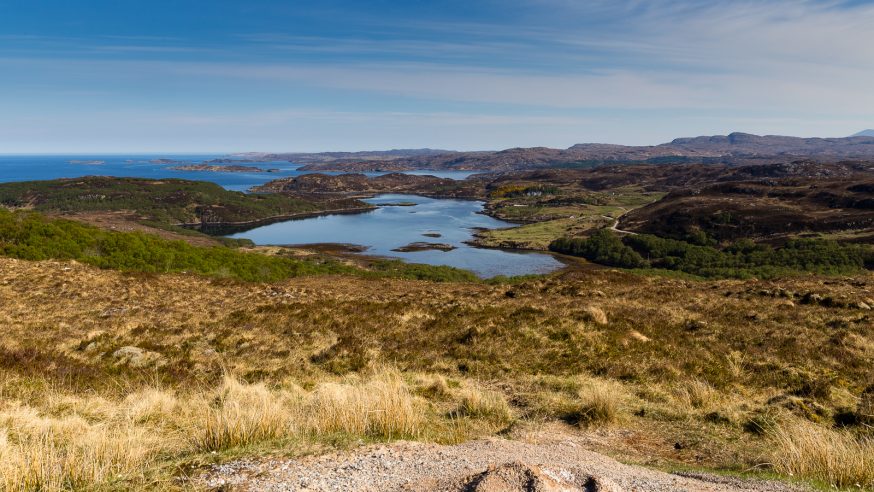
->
<box><xmin>550</xmin><ymin>230</ymin><xmax>646</xmax><ymax>268</ymax></box>
<box><xmin>367</xmin><ymin>259</ymin><xmax>480</xmax><ymax>283</ymax></box>
<box><xmin>550</xmin><ymin>229</ymin><xmax>871</xmax><ymax>279</ymax></box>
<box><xmin>0</xmin><ymin>209</ymin><xmax>489</xmax><ymax>283</ymax></box>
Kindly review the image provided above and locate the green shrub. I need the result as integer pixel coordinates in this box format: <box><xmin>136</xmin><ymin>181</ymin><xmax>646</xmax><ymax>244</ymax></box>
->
<box><xmin>550</xmin><ymin>229</ymin><xmax>871</xmax><ymax>279</ymax></box>
<box><xmin>0</xmin><ymin>209</ymin><xmax>490</xmax><ymax>283</ymax></box>
<box><xmin>549</xmin><ymin>230</ymin><xmax>646</xmax><ymax>268</ymax></box>
<box><xmin>367</xmin><ymin>259</ymin><xmax>480</xmax><ymax>282</ymax></box>
<box><xmin>0</xmin><ymin>209</ymin><xmax>353</xmax><ymax>281</ymax></box>
<box><xmin>0</xmin><ymin>176</ymin><xmax>333</xmax><ymax>226</ymax></box>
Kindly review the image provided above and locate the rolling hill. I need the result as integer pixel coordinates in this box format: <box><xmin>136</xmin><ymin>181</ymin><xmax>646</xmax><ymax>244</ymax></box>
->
<box><xmin>262</xmin><ymin>132</ymin><xmax>874</xmax><ymax>172</ymax></box>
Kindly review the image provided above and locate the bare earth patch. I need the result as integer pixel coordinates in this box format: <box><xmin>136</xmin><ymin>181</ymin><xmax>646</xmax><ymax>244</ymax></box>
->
<box><xmin>197</xmin><ymin>431</ymin><xmax>806</xmax><ymax>492</ymax></box>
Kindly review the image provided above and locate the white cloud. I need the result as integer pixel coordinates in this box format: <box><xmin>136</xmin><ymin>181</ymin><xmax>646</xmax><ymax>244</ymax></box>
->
<box><xmin>66</xmin><ymin>56</ymin><xmax>872</xmax><ymax>115</ymax></box>
<box><xmin>2</xmin><ymin>0</ymin><xmax>874</xmax><ymax>151</ymax></box>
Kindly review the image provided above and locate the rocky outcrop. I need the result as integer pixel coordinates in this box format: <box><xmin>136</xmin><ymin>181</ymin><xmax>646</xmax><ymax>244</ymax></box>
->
<box><xmin>392</xmin><ymin>242</ymin><xmax>456</xmax><ymax>252</ymax></box>
<box><xmin>456</xmin><ymin>461</ymin><xmax>621</xmax><ymax>492</ymax></box>
<box><xmin>111</xmin><ymin>346</ymin><xmax>165</xmax><ymax>368</ymax></box>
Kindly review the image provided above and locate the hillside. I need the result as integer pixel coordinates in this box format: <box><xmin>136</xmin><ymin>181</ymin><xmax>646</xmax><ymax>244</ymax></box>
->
<box><xmin>254</xmin><ymin>161</ymin><xmax>874</xmax><ymax>259</ymax></box>
<box><xmin>1</xmin><ymin>163</ymin><xmax>873</xmax><ymax>491</ymax></box>
<box><xmin>619</xmin><ymin>161</ymin><xmax>874</xmax><ymax>243</ymax></box>
<box><xmin>252</xmin><ymin>172</ymin><xmax>482</xmax><ymax>198</ymax></box>
<box><xmin>275</xmin><ymin>133</ymin><xmax>874</xmax><ymax>172</ymax></box>
<box><xmin>1</xmin><ymin>254</ymin><xmax>871</xmax><ymax>490</ymax></box>
<box><xmin>0</xmin><ymin>176</ymin><xmax>369</xmax><ymax>233</ymax></box>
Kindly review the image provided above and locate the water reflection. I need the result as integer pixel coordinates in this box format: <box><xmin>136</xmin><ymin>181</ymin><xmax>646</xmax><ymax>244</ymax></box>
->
<box><xmin>227</xmin><ymin>194</ymin><xmax>564</xmax><ymax>278</ymax></box>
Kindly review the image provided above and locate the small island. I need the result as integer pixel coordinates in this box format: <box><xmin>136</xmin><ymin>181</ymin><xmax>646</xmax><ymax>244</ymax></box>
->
<box><xmin>391</xmin><ymin>242</ymin><xmax>456</xmax><ymax>252</ymax></box>
<box><xmin>374</xmin><ymin>201</ymin><xmax>418</xmax><ymax>207</ymax></box>
<box><xmin>69</xmin><ymin>160</ymin><xmax>105</xmax><ymax>165</ymax></box>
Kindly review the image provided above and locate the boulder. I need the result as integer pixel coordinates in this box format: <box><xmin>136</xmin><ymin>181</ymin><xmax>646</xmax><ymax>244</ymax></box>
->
<box><xmin>457</xmin><ymin>461</ymin><xmax>621</xmax><ymax>492</ymax></box>
<box><xmin>112</xmin><ymin>346</ymin><xmax>165</xmax><ymax>368</ymax></box>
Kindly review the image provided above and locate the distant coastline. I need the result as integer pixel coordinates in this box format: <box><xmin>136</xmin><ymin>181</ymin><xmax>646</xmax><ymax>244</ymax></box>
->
<box><xmin>169</xmin><ymin>164</ymin><xmax>280</xmax><ymax>173</ymax></box>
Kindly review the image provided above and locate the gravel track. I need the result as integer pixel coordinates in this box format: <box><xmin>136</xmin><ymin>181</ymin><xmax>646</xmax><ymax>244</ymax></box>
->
<box><xmin>198</xmin><ymin>435</ymin><xmax>806</xmax><ymax>491</ymax></box>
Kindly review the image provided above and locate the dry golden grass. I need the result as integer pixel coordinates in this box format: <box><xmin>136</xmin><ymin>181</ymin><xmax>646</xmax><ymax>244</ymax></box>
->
<box><xmin>0</xmin><ymin>404</ymin><xmax>160</xmax><ymax>491</ymax></box>
<box><xmin>193</xmin><ymin>369</ymin><xmax>425</xmax><ymax>452</ymax></box>
<box><xmin>769</xmin><ymin>419</ymin><xmax>874</xmax><ymax>489</ymax></box>
<box><xmin>0</xmin><ymin>369</ymin><xmax>427</xmax><ymax>491</ymax></box>
<box><xmin>191</xmin><ymin>375</ymin><xmax>300</xmax><ymax>452</ymax></box>
<box><xmin>574</xmin><ymin>378</ymin><xmax>623</xmax><ymax>426</ymax></box>
<box><xmin>672</xmin><ymin>379</ymin><xmax>720</xmax><ymax>412</ymax></box>
<box><xmin>304</xmin><ymin>369</ymin><xmax>423</xmax><ymax>439</ymax></box>
<box><xmin>0</xmin><ymin>258</ymin><xmax>873</xmax><ymax>489</ymax></box>
<box><xmin>458</xmin><ymin>387</ymin><xmax>514</xmax><ymax>426</ymax></box>
<box><xmin>124</xmin><ymin>387</ymin><xmax>179</xmax><ymax>424</ymax></box>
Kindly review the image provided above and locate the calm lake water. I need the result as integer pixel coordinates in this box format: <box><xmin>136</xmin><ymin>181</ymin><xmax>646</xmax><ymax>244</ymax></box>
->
<box><xmin>0</xmin><ymin>155</ymin><xmax>555</xmax><ymax>277</ymax></box>
<box><xmin>0</xmin><ymin>155</ymin><xmax>479</xmax><ymax>191</ymax></box>
<box><xmin>227</xmin><ymin>194</ymin><xmax>565</xmax><ymax>278</ymax></box>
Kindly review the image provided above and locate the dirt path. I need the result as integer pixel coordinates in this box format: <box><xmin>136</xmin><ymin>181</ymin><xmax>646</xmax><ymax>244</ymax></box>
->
<box><xmin>197</xmin><ymin>435</ymin><xmax>804</xmax><ymax>492</ymax></box>
<box><xmin>602</xmin><ymin>208</ymin><xmax>638</xmax><ymax>236</ymax></box>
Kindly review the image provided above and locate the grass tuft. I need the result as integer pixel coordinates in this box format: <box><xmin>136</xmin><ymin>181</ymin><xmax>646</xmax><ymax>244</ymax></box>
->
<box><xmin>769</xmin><ymin>420</ymin><xmax>874</xmax><ymax>489</ymax></box>
<box><xmin>458</xmin><ymin>388</ymin><xmax>514</xmax><ymax>426</ymax></box>
<box><xmin>673</xmin><ymin>379</ymin><xmax>719</xmax><ymax>411</ymax></box>
<box><xmin>190</xmin><ymin>375</ymin><xmax>299</xmax><ymax>452</ymax></box>
<box><xmin>0</xmin><ymin>408</ymin><xmax>158</xmax><ymax>491</ymax></box>
<box><xmin>574</xmin><ymin>378</ymin><xmax>622</xmax><ymax>426</ymax></box>
<box><xmin>306</xmin><ymin>369</ymin><xmax>423</xmax><ymax>439</ymax></box>
<box><xmin>582</xmin><ymin>306</ymin><xmax>608</xmax><ymax>325</ymax></box>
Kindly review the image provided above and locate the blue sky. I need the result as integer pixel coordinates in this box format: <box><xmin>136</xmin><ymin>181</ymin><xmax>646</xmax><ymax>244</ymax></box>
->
<box><xmin>1</xmin><ymin>0</ymin><xmax>873</xmax><ymax>152</ymax></box>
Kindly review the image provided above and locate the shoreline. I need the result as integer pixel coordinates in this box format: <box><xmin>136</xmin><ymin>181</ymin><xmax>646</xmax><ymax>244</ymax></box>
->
<box><xmin>251</xmin><ymin>189</ymin><xmax>486</xmax><ymax>201</ymax></box>
<box><xmin>179</xmin><ymin>191</ymin><xmax>572</xmax><ymax>276</ymax></box>
<box><xmin>176</xmin><ymin>205</ymin><xmax>378</xmax><ymax>235</ymax></box>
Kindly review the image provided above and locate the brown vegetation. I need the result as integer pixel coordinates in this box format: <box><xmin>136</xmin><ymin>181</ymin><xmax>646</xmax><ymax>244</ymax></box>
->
<box><xmin>279</xmin><ymin>133</ymin><xmax>874</xmax><ymax>172</ymax></box>
<box><xmin>621</xmin><ymin>162</ymin><xmax>874</xmax><ymax>242</ymax></box>
<box><xmin>0</xmin><ymin>255</ymin><xmax>872</xmax><ymax>489</ymax></box>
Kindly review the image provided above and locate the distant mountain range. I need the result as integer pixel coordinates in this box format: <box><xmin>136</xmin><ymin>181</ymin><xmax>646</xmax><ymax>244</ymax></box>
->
<box><xmin>255</xmin><ymin>132</ymin><xmax>874</xmax><ymax>172</ymax></box>
<box><xmin>852</xmin><ymin>129</ymin><xmax>874</xmax><ymax>137</ymax></box>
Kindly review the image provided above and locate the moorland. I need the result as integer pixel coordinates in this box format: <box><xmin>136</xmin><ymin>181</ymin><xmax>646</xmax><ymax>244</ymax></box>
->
<box><xmin>0</xmin><ymin>138</ymin><xmax>873</xmax><ymax>491</ymax></box>
<box><xmin>259</xmin><ymin>132</ymin><xmax>874</xmax><ymax>172</ymax></box>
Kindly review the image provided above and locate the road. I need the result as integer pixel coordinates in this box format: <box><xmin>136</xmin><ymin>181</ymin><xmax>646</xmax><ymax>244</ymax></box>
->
<box><xmin>602</xmin><ymin>207</ymin><xmax>638</xmax><ymax>235</ymax></box>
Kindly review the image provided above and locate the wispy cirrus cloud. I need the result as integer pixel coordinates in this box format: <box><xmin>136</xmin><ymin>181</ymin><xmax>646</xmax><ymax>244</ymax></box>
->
<box><xmin>1</xmin><ymin>0</ymin><xmax>873</xmax><ymax>151</ymax></box>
